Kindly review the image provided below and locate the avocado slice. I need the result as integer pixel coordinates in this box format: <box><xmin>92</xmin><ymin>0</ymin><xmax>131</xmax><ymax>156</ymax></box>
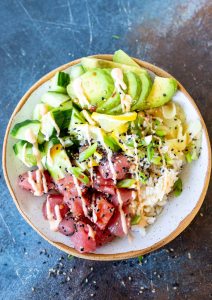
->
<box><xmin>131</xmin><ymin>72</ymin><xmax>153</xmax><ymax>111</ymax></box>
<box><xmin>81</xmin><ymin>57</ymin><xmax>147</xmax><ymax>75</ymax></box>
<box><xmin>144</xmin><ymin>76</ymin><xmax>177</xmax><ymax>109</ymax></box>
<box><xmin>96</xmin><ymin>91</ymin><xmax>121</xmax><ymax>113</ymax></box>
<box><xmin>125</xmin><ymin>71</ymin><xmax>142</xmax><ymax>103</ymax></box>
<box><xmin>113</xmin><ymin>49</ymin><xmax>140</xmax><ymax>67</ymax></box>
<box><xmin>107</xmin><ymin>104</ymin><xmax>122</xmax><ymax>115</ymax></box>
<box><xmin>67</xmin><ymin>69</ymin><xmax>114</xmax><ymax>108</ymax></box>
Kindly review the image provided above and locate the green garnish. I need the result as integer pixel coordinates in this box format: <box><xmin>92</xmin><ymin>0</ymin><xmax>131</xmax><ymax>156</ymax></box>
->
<box><xmin>117</xmin><ymin>178</ymin><xmax>136</xmax><ymax>188</ymax></box>
<box><xmin>185</xmin><ymin>152</ymin><xmax>192</xmax><ymax>163</ymax></box>
<box><xmin>67</xmin><ymin>254</ymin><xmax>74</xmax><ymax>260</ymax></box>
<box><xmin>151</xmin><ymin>156</ymin><xmax>162</xmax><ymax>165</ymax></box>
<box><xmin>139</xmin><ymin>172</ymin><xmax>148</xmax><ymax>183</ymax></box>
<box><xmin>147</xmin><ymin>143</ymin><xmax>154</xmax><ymax>162</ymax></box>
<box><xmin>155</xmin><ymin>130</ymin><xmax>166</xmax><ymax>137</ymax></box>
<box><xmin>79</xmin><ymin>143</ymin><xmax>97</xmax><ymax>162</ymax></box>
<box><xmin>69</xmin><ymin>167</ymin><xmax>89</xmax><ymax>184</ymax></box>
<box><xmin>173</xmin><ymin>178</ymin><xmax>182</xmax><ymax>196</ymax></box>
<box><xmin>104</xmin><ymin>136</ymin><xmax>120</xmax><ymax>152</ymax></box>
<box><xmin>154</xmin><ymin>119</ymin><xmax>161</xmax><ymax>126</ymax></box>
<box><xmin>138</xmin><ymin>255</ymin><xmax>143</xmax><ymax>263</ymax></box>
<box><xmin>112</xmin><ymin>34</ymin><xmax>120</xmax><ymax>39</ymax></box>
<box><xmin>131</xmin><ymin>215</ymin><xmax>142</xmax><ymax>225</ymax></box>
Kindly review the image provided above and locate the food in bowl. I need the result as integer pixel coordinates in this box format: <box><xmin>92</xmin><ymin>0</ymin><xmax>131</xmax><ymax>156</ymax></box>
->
<box><xmin>10</xmin><ymin>50</ymin><xmax>202</xmax><ymax>253</ymax></box>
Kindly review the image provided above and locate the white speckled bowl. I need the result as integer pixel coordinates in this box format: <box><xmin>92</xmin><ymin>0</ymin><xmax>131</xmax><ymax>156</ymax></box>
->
<box><xmin>3</xmin><ymin>55</ymin><xmax>211</xmax><ymax>260</ymax></box>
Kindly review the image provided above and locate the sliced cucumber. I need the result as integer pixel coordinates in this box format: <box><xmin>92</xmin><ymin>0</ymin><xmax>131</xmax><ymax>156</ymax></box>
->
<box><xmin>11</xmin><ymin>120</ymin><xmax>40</xmax><ymax>143</ymax></box>
<box><xmin>113</xmin><ymin>50</ymin><xmax>140</xmax><ymax>67</ymax></box>
<box><xmin>131</xmin><ymin>72</ymin><xmax>152</xmax><ymax>111</ymax></box>
<box><xmin>49</xmin><ymin>71</ymin><xmax>70</xmax><ymax>93</ymax></box>
<box><xmin>33</xmin><ymin>103</ymin><xmax>52</xmax><ymax>121</ymax></box>
<box><xmin>68</xmin><ymin>107</ymin><xmax>86</xmax><ymax>132</ymax></box>
<box><xmin>68</xmin><ymin>64</ymin><xmax>85</xmax><ymax>80</ymax></box>
<box><xmin>13</xmin><ymin>140</ymin><xmax>37</xmax><ymax>167</ymax></box>
<box><xmin>41</xmin><ymin>91</ymin><xmax>70</xmax><ymax>108</ymax></box>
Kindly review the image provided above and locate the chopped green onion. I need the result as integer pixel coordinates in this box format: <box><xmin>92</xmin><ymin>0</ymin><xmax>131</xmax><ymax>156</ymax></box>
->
<box><xmin>155</xmin><ymin>130</ymin><xmax>166</xmax><ymax>137</ymax></box>
<box><xmin>173</xmin><ymin>178</ymin><xmax>182</xmax><ymax>196</ymax></box>
<box><xmin>63</xmin><ymin>137</ymin><xmax>74</xmax><ymax>148</ymax></box>
<box><xmin>185</xmin><ymin>152</ymin><xmax>192</xmax><ymax>163</ymax></box>
<box><xmin>69</xmin><ymin>167</ymin><xmax>89</xmax><ymax>184</ymax></box>
<box><xmin>79</xmin><ymin>143</ymin><xmax>97</xmax><ymax>162</ymax></box>
<box><xmin>139</xmin><ymin>172</ymin><xmax>148</xmax><ymax>183</ymax></box>
<box><xmin>125</xmin><ymin>139</ymin><xmax>134</xmax><ymax>147</ymax></box>
<box><xmin>138</xmin><ymin>255</ymin><xmax>143</xmax><ymax>263</ymax></box>
<box><xmin>117</xmin><ymin>178</ymin><xmax>136</xmax><ymax>188</ymax></box>
<box><xmin>67</xmin><ymin>254</ymin><xmax>74</xmax><ymax>260</ymax></box>
<box><xmin>151</xmin><ymin>156</ymin><xmax>162</xmax><ymax>165</ymax></box>
<box><xmin>165</xmin><ymin>154</ymin><xmax>173</xmax><ymax>165</ymax></box>
<box><xmin>131</xmin><ymin>215</ymin><xmax>141</xmax><ymax>225</ymax></box>
<box><xmin>112</xmin><ymin>34</ymin><xmax>120</xmax><ymax>39</ymax></box>
<box><xmin>147</xmin><ymin>143</ymin><xmax>154</xmax><ymax>162</ymax></box>
<box><xmin>104</xmin><ymin>136</ymin><xmax>120</xmax><ymax>152</ymax></box>
<box><xmin>154</xmin><ymin>119</ymin><xmax>161</xmax><ymax>126</ymax></box>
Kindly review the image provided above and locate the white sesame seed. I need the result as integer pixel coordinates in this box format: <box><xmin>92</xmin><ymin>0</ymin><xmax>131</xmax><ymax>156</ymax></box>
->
<box><xmin>173</xmin><ymin>287</ymin><xmax>177</xmax><ymax>290</ymax></box>
<box><xmin>152</xmin><ymin>289</ymin><xmax>156</xmax><ymax>293</ymax></box>
<box><xmin>85</xmin><ymin>278</ymin><xmax>88</xmax><ymax>283</ymax></box>
<box><xmin>90</xmin><ymin>294</ymin><xmax>94</xmax><ymax>297</ymax></box>
<box><xmin>128</xmin><ymin>276</ymin><xmax>132</xmax><ymax>281</ymax></box>
<box><xmin>32</xmin><ymin>287</ymin><xmax>35</xmax><ymax>292</ymax></box>
<box><xmin>188</xmin><ymin>252</ymin><xmax>191</xmax><ymax>259</ymax></box>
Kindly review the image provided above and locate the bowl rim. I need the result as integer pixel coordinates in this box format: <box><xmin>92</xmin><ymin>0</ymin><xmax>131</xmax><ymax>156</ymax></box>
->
<box><xmin>2</xmin><ymin>54</ymin><xmax>211</xmax><ymax>261</ymax></box>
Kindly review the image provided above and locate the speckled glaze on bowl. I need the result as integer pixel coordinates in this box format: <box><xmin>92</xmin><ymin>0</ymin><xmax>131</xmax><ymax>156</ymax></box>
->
<box><xmin>2</xmin><ymin>55</ymin><xmax>211</xmax><ymax>260</ymax></box>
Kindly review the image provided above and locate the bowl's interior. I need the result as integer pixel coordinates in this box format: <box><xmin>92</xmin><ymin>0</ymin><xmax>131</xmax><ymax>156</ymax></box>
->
<box><xmin>4</xmin><ymin>57</ymin><xmax>210</xmax><ymax>259</ymax></box>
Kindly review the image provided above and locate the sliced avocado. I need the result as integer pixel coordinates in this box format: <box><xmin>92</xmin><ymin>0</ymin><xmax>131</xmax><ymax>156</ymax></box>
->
<box><xmin>113</xmin><ymin>49</ymin><xmax>140</xmax><ymax>67</ymax></box>
<box><xmin>144</xmin><ymin>76</ymin><xmax>177</xmax><ymax>109</ymax></box>
<box><xmin>125</xmin><ymin>71</ymin><xmax>141</xmax><ymax>102</ymax></box>
<box><xmin>96</xmin><ymin>91</ymin><xmax>121</xmax><ymax>113</ymax></box>
<box><xmin>131</xmin><ymin>72</ymin><xmax>153</xmax><ymax>110</ymax></box>
<box><xmin>46</xmin><ymin>144</ymin><xmax>72</xmax><ymax>180</ymax></box>
<box><xmin>81</xmin><ymin>57</ymin><xmax>147</xmax><ymax>75</ymax></box>
<box><xmin>67</xmin><ymin>69</ymin><xmax>114</xmax><ymax>108</ymax></box>
<box><xmin>107</xmin><ymin>104</ymin><xmax>122</xmax><ymax>115</ymax></box>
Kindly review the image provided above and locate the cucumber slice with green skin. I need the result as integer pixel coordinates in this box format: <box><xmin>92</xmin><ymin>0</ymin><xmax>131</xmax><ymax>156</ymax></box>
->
<box><xmin>46</xmin><ymin>144</ymin><xmax>72</xmax><ymax>180</ymax></box>
<box><xmin>11</xmin><ymin>120</ymin><xmax>40</xmax><ymax>143</ymax></box>
<box><xmin>131</xmin><ymin>72</ymin><xmax>153</xmax><ymax>111</ymax></box>
<box><xmin>32</xmin><ymin>103</ymin><xmax>52</xmax><ymax>121</ymax></box>
<box><xmin>144</xmin><ymin>76</ymin><xmax>177</xmax><ymax>109</ymax></box>
<box><xmin>13</xmin><ymin>140</ymin><xmax>37</xmax><ymax>167</ymax></box>
<box><xmin>125</xmin><ymin>71</ymin><xmax>141</xmax><ymax>101</ymax></box>
<box><xmin>68</xmin><ymin>64</ymin><xmax>85</xmax><ymax>80</ymax></box>
<box><xmin>41</xmin><ymin>91</ymin><xmax>70</xmax><ymax>108</ymax></box>
<box><xmin>81</xmin><ymin>57</ymin><xmax>147</xmax><ymax>75</ymax></box>
<box><xmin>49</xmin><ymin>71</ymin><xmax>70</xmax><ymax>94</ymax></box>
<box><xmin>68</xmin><ymin>107</ymin><xmax>86</xmax><ymax>132</ymax></box>
<box><xmin>113</xmin><ymin>50</ymin><xmax>140</xmax><ymax>67</ymax></box>
<box><xmin>96</xmin><ymin>92</ymin><xmax>120</xmax><ymax>113</ymax></box>
<box><xmin>41</xmin><ymin>105</ymin><xmax>72</xmax><ymax>140</ymax></box>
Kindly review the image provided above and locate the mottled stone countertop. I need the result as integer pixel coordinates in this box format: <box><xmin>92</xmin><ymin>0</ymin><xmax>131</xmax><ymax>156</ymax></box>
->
<box><xmin>0</xmin><ymin>0</ymin><xmax>211</xmax><ymax>299</ymax></box>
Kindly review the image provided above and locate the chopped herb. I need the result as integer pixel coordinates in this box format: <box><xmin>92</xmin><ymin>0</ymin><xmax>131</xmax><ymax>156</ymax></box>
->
<box><xmin>155</xmin><ymin>130</ymin><xmax>166</xmax><ymax>137</ymax></box>
<box><xmin>138</xmin><ymin>255</ymin><xmax>143</xmax><ymax>263</ymax></box>
<box><xmin>69</xmin><ymin>167</ymin><xmax>89</xmax><ymax>184</ymax></box>
<box><xmin>67</xmin><ymin>254</ymin><xmax>74</xmax><ymax>260</ymax></box>
<box><xmin>139</xmin><ymin>172</ymin><xmax>148</xmax><ymax>183</ymax></box>
<box><xmin>185</xmin><ymin>152</ymin><xmax>192</xmax><ymax>163</ymax></box>
<box><xmin>147</xmin><ymin>143</ymin><xmax>154</xmax><ymax>162</ymax></box>
<box><xmin>131</xmin><ymin>215</ymin><xmax>142</xmax><ymax>225</ymax></box>
<box><xmin>173</xmin><ymin>178</ymin><xmax>182</xmax><ymax>196</ymax></box>
<box><xmin>112</xmin><ymin>34</ymin><xmax>120</xmax><ymax>39</ymax></box>
<box><xmin>117</xmin><ymin>178</ymin><xmax>136</xmax><ymax>188</ymax></box>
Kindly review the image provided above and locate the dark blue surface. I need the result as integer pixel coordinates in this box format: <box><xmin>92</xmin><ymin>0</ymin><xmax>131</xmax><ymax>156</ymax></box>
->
<box><xmin>0</xmin><ymin>1</ymin><xmax>211</xmax><ymax>299</ymax></box>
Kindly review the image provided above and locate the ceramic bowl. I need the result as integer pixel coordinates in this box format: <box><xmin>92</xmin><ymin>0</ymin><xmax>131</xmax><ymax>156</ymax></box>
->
<box><xmin>3</xmin><ymin>55</ymin><xmax>211</xmax><ymax>260</ymax></box>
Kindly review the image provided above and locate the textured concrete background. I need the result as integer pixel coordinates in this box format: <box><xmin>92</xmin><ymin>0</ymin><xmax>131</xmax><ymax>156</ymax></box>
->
<box><xmin>0</xmin><ymin>0</ymin><xmax>211</xmax><ymax>299</ymax></box>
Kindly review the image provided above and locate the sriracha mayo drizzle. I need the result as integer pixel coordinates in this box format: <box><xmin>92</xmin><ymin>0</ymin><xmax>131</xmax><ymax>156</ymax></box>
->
<box><xmin>48</xmin><ymin>113</ymin><xmax>65</xmax><ymax>147</ymax></box>
<box><xmin>87</xmin><ymin>224</ymin><xmax>96</xmax><ymax>240</ymax></box>
<box><xmin>46</xmin><ymin>198</ymin><xmax>62</xmax><ymax>231</ymax></box>
<box><xmin>116</xmin><ymin>189</ymin><xmax>128</xmax><ymax>235</ymax></box>
<box><xmin>111</xmin><ymin>68</ymin><xmax>132</xmax><ymax>113</ymax></box>
<box><xmin>132</xmin><ymin>136</ymin><xmax>142</xmax><ymax>205</ymax></box>
<box><xmin>73</xmin><ymin>77</ymin><xmax>91</xmax><ymax>108</ymax></box>
<box><xmin>85</xmin><ymin>125</ymin><xmax>94</xmax><ymax>186</ymax></box>
<box><xmin>72</xmin><ymin>175</ymin><xmax>88</xmax><ymax>216</ymax></box>
<box><xmin>22</xmin><ymin>143</ymin><xmax>31</xmax><ymax>167</ymax></box>
<box><xmin>39</xmin><ymin>104</ymin><xmax>49</xmax><ymax>116</ymax></box>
